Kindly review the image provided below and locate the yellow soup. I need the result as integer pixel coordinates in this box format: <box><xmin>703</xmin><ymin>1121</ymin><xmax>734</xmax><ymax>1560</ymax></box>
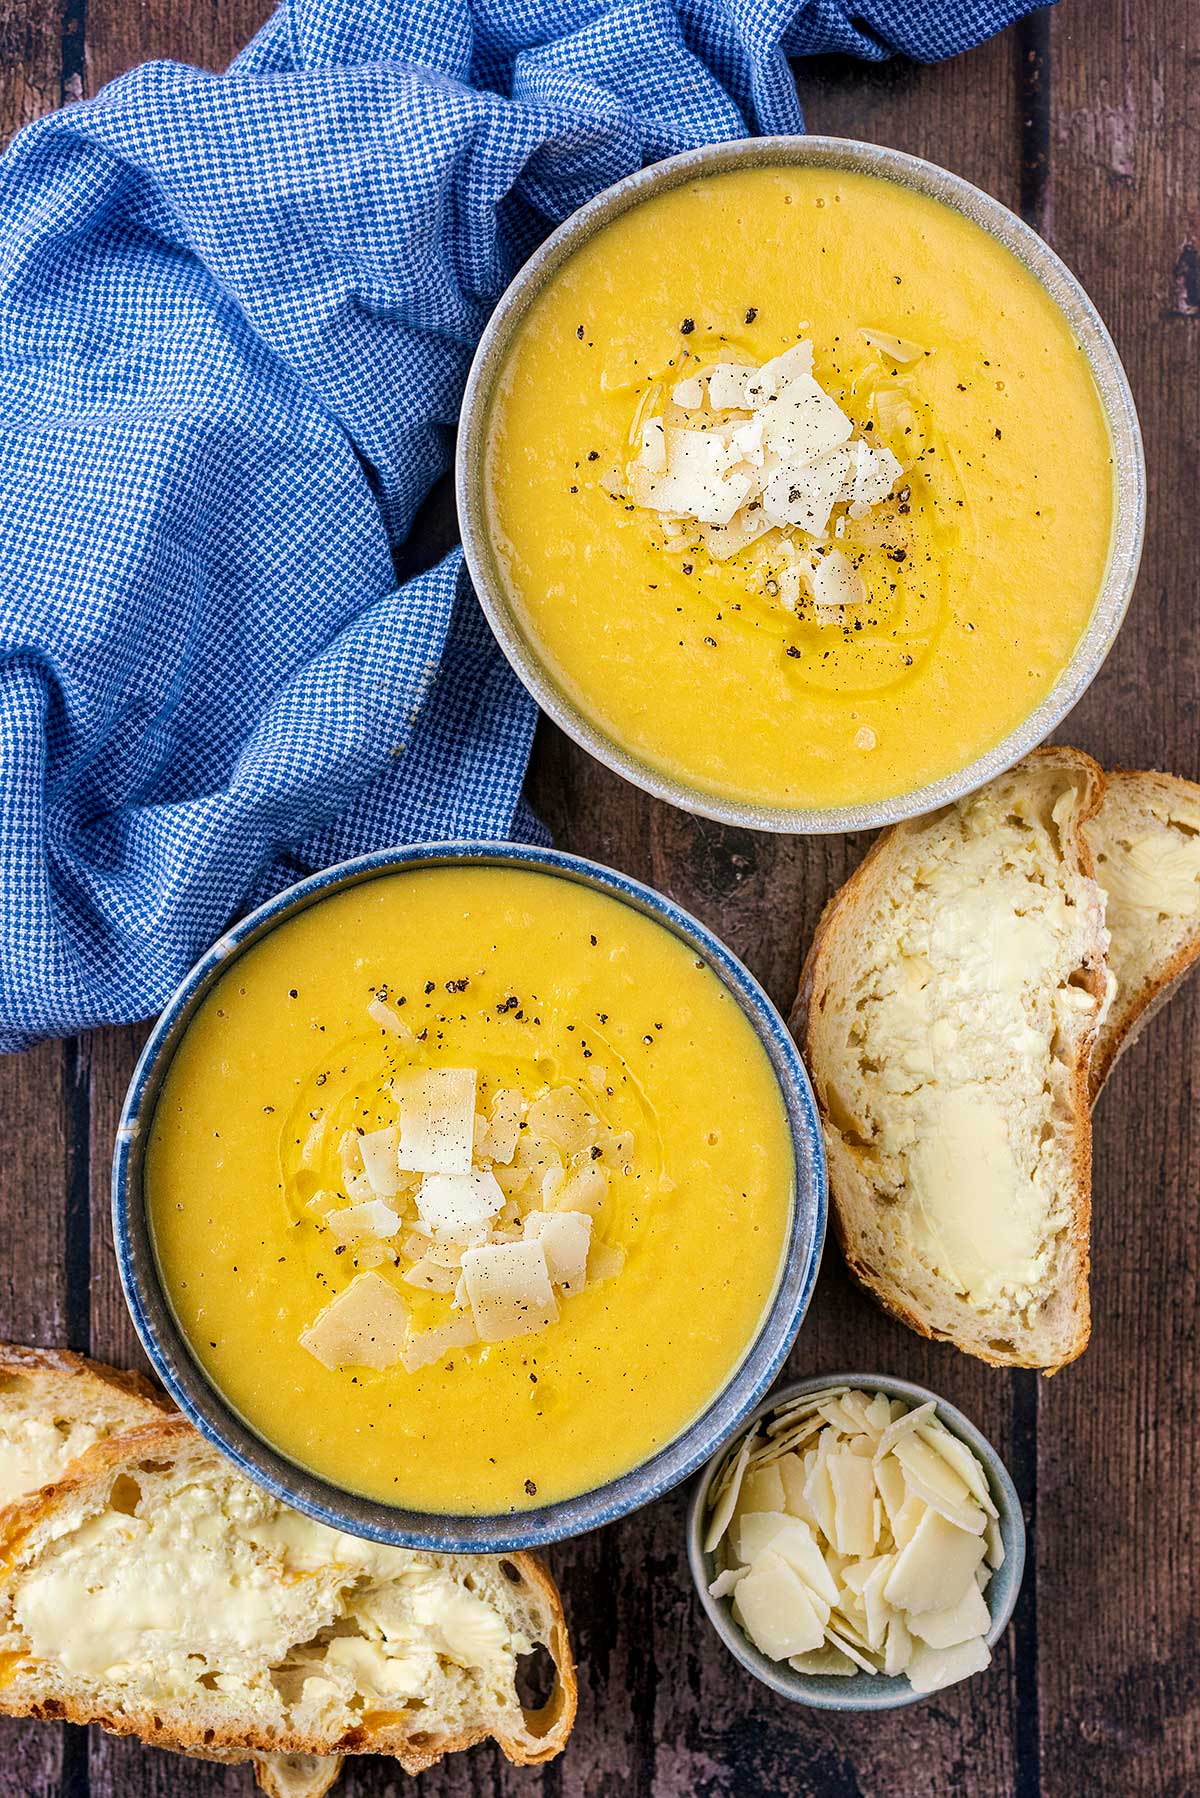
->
<box><xmin>485</xmin><ymin>165</ymin><xmax>1114</xmax><ymax>810</ymax></box>
<box><xmin>147</xmin><ymin>865</ymin><xmax>794</xmax><ymax>1513</ymax></box>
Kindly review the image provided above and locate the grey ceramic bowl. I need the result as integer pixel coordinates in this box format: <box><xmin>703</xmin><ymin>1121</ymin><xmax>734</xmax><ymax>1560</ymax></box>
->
<box><xmin>457</xmin><ymin>134</ymin><xmax>1144</xmax><ymax>836</ymax></box>
<box><xmin>114</xmin><ymin>841</ymin><xmax>826</xmax><ymax>1552</ymax></box>
<box><xmin>686</xmin><ymin>1372</ymin><xmax>1026</xmax><ymax>1711</ymax></box>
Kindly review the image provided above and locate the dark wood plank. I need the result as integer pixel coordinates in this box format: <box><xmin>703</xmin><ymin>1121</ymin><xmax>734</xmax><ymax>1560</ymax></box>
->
<box><xmin>0</xmin><ymin>1044</ymin><xmax>70</xmax><ymax>1793</ymax></box>
<box><xmin>0</xmin><ymin>14</ymin><xmax>84</xmax><ymax>1795</ymax></box>
<box><xmin>1032</xmin><ymin>1</ymin><xmax>1200</xmax><ymax>1791</ymax></box>
<box><xmin>0</xmin><ymin>0</ymin><xmax>65</xmax><ymax>135</ymax></box>
<box><xmin>84</xmin><ymin>0</ymin><xmax>272</xmax><ymax>86</ymax></box>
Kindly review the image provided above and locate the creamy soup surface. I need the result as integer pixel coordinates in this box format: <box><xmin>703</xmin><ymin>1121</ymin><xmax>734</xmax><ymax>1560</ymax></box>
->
<box><xmin>147</xmin><ymin>866</ymin><xmax>795</xmax><ymax>1513</ymax></box>
<box><xmin>485</xmin><ymin>165</ymin><xmax>1114</xmax><ymax>809</ymax></box>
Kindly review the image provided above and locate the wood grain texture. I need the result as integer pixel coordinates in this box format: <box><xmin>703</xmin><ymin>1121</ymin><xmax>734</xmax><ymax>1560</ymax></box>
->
<box><xmin>0</xmin><ymin>1044</ymin><xmax>69</xmax><ymax>1798</ymax></box>
<box><xmin>0</xmin><ymin>0</ymin><xmax>64</xmax><ymax>134</ymax></box>
<box><xmin>1034</xmin><ymin>0</ymin><xmax>1200</xmax><ymax>1792</ymax></box>
<box><xmin>1</xmin><ymin>2</ymin><xmax>1197</xmax><ymax>1795</ymax></box>
<box><xmin>84</xmin><ymin>0</ymin><xmax>272</xmax><ymax>88</ymax></box>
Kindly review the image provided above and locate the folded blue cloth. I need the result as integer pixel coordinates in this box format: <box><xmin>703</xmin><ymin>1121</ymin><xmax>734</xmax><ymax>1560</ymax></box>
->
<box><xmin>0</xmin><ymin>0</ymin><xmax>1042</xmax><ymax>1049</ymax></box>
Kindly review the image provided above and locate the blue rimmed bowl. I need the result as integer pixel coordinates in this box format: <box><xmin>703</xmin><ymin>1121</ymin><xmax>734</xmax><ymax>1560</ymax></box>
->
<box><xmin>686</xmin><ymin>1372</ymin><xmax>1026</xmax><ymax>1711</ymax></box>
<box><xmin>114</xmin><ymin>841</ymin><xmax>827</xmax><ymax>1552</ymax></box>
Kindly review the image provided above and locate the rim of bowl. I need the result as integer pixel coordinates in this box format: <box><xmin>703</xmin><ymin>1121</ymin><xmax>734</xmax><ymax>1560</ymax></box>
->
<box><xmin>457</xmin><ymin>133</ymin><xmax>1146</xmax><ymax>836</ymax></box>
<box><xmin>113</xmin><ymin>841</ymin><xmax>827</xmax><ymax>1552</ymax></box>
<box><xmin>685</xmin><ymin>1371</ymin><xmax>1027</xmax><ymax>1711</ymax></box>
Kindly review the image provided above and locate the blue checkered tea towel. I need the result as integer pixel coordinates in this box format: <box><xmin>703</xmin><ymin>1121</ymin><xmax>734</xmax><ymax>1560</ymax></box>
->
<box><xmin>0</xmin><ymin>0</ymin><xmax>1044</xmax><ymax>1049</ymax></box>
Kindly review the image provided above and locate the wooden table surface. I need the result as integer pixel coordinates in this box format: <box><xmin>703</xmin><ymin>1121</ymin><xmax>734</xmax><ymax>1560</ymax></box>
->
<box><xmin>1</xmin><ymin>2</ymin><xmax>1197</xmax><ymax>1793</ymax></box>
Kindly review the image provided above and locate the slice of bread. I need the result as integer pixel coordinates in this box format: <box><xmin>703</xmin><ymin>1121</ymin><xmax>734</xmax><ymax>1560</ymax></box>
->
<box><xmin>1084</xmin><ymin>769</ymin><xmax>1200</xmax><ymax>1095</ymax></box>
<box><xmin>0</xmin><ymin>1343</ymin><xmax>169</xmax><ymax>1506</ymax></box>
<box><xmin>0</xmin><ymin>1345</ymin><xmax>342</xmax><ymax>1798</ymax></box>
<box><xmin>0</xmin><ymin>1415</ymin><xmax>576</xmax><ymax>1774</ymax></box>
<box><xmin>795</xmin><ymin>748</ymin><xmax>1109</xmax><ymax>1372</ymax></box>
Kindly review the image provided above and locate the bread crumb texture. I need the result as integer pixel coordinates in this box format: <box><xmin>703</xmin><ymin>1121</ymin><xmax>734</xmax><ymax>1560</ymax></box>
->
<box><xmin>1084</xmin><ymin>769</ymin><xmax>1200</xmax><ymax>1091</ymax></box>
<box><xmin>0</xmin><ymin>1420</ymin><xmax>574</xmax><ymax>1771</ymax></box>
<box><xmin>802</xmin><ymin>750</ymin><xmax>1108</xmax><ymax>1370</ymax></box>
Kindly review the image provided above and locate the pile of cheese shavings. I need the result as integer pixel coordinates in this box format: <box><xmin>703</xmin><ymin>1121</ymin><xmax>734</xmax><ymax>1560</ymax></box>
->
<box><xmin>627</xmin><ymin>338</ymin><xmax>906</xmax><ymax>619</ymax></box>
<box><xmin>704</xmin><ymin>1385</ymin><xmax>1003</xmax><ymax>1695</ymax></box>
<box><xmin>298</xmin><ymin>1001</ymin><xmax>629</xmax><ymax>1376</ymax></box>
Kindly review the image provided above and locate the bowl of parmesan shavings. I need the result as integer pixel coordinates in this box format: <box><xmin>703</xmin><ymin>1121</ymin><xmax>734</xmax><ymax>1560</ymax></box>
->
<box><xmin>686</xmin><ymin>1374</ymin><xmax>1025</xmax><ymax>1709</ymax></box>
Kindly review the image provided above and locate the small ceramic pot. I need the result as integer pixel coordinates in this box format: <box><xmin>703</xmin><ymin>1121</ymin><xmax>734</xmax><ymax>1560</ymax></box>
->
<box><xmin>686</xmin><ymin>1371</ymin><xmax>1026</xmax><ymax>1710</ymax></box>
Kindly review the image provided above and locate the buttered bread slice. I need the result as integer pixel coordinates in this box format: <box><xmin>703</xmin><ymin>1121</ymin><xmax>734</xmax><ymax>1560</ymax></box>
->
<box><xmin>0</xmin><ymin>1344</ymin><xmax>342</xmax><ymax>1798</ymax></box>
<box><xmin>795</xmin><ymin>748</ymin><xmax>1109</xmax><ymax>1372</ymax></box>
<box><xmin>1084</xmin><ymin>769</ymin><xmax>1200</xmax><ymax>1095</ymax></box>
<box><xmin>0</xmin><ymin>1383</ymin><xmax>575</xmax><ymax>1778</ymax></box>
<box><xmin>0</xmin><ymin>1343</ymin><xmax>168</xmax><ymax>1506</ymax></box>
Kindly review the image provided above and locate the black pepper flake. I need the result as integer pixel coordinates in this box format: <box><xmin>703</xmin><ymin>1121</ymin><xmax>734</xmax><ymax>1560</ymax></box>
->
<box><xmin>994</xmin><ymin>427</ymin><xmax>1002</xmax><ymax>440</ymax></box>
<box><xmin>703</xmin><ymin>635</ymin><xmax>717</xmax><ymax>648</ymax></box>
<box><xmin>589</xmin><ymin>934</ymin><xmax>597</xmax><ymax>946</ymax></box>
<box><xmin>497</xmin><ymin>994</ymin><xmax>519</xmax><ymax>1013</ymax></box>
<box><xmin>786</xmin><ymin>645</ymin><xmax>801</xmax><ymax>659</ymax></box>
<box><xmin>288</xmin><ymin>988</ymin><xmax>298</xmax><ymax>999</ymax></box>
<box><xmin>575</xmin><ymin>324</ymin><xmax>584</xmax><ymax>339</ymax></box>
<box><xmin>744</xmin><ymin>306</ymin><xmax>758</xmax><ymax>323</ymax></box>
<box><xmin>524</xmin><ymin>1479</ymin><xmax>538</xmax><ymax>1496</ymax></box>
<box><xmin>679</xmin><ymin>317</ymin><xmax>695</xmax><ymax>334</ymax></box>
<box><xmin>682</xmin><ymin>562</ymin><xmax>693</xmax><ymax>575</ymax></box>
<box><xmin>587</xmin><ymin>449</ymin><xmax>599</xmax><ymax>461</ymax></box>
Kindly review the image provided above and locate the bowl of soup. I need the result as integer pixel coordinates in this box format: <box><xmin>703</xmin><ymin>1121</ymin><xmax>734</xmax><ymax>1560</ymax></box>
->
<box><xmin>458</xmin><ymin>137</ymin><xmax>1144</xmax><ymax>832</ymax></box>
<box><xmin>114</xmin><ymin>844</ymin><xmax>825</xmax><ymax>1549</ymax></box>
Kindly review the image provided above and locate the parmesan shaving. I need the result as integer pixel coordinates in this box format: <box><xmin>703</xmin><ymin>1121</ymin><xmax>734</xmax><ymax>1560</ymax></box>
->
<box><xmin>299</xmin><ymin>1274</ymin><xmax>409</xmax><ymax>1372</ymax></box>
<box><xmin>526</xmin><ymin>1088</ymin><xmax>601</xmax><ymax>1156</ymax></box>
<box><xmin>704</xmin><ymin>1386</ymin><xmax>1002</xmax><ymax>1695</ymax></box>
<box><xmin>326</xmin><ymin>1199</ymin><xmax>402</xmax><ymax>1244</ymax></box>
<box><xmin>860</xmin><ymin>327</ymin><xmax>926</xmax><ymax>365</ymax></box>
<box><xmin>401</xmin><ymin>1256</ymin><xmax>458</xmax><ymax>1294</ymax></box>
<box><xmin>461</xmin><ymin>1240</ymin><xmax>558</xmax><ymax>1343</ymax></box>
<box><xmin>416</xmin><ymin>1170</ymin><xmax>504</xmax><ymax>1242</ymax></box>
<box><xmin>587</xmin><ymin>1240</ymin><xmax>626</xmax><ymax>1284</ymax></box>
<box><xmin>307</xmin><ymin>1061</ymin><xmax>634</xmax><ymax>1374</ymax></box>
<box><xmin>395</xmin><ymin>1068</ymin><xmax>476</xmax><ymax>1175</ymax></box>
<box><xmin>627</xmin><ymin>337</ymin><xmax>904</xmax><ymax>620</ymax></box>
<box><xmin>523</xmin><ymin>1209</ymin><xmax>592</xmax><ymax>1294</ymax></box>
<box><xmin>485</xmin><ymin>1089</ymin><xmax>524</xmax><ymax>1164</ymax></box>
<box><xmin>399</xmin><ymin>1314</ymin><xmax>478</xmax><ymax>1374</ymax></box>
<box><xmin>356</xmin><ymin>1126</ymin><xmax>402</xmax><ymax>1199</ymax></box>
<box><xmin>367</xmin><ymin>996</ymin><xmax>414</xmax><ymax>1041</ymax></box>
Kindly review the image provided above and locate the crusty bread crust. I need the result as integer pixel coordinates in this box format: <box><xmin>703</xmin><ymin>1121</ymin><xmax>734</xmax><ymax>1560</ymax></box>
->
<box><xmin>0</xmin><ymin>1417</ymin><xmax>576</xmax><ymax>1773</ymax></box>
<box><xmin>252</xmin><ymin>1754</ymin><xmax>344</xmax><ymax>1798</ymax></box>
<box><xmin>793</xmin><ymin>747</ymin><xmax>1108</xmax><ymax>1374</ymax></box>
<box><xmin>1085</xmin><ymin>768</ymin><xmax>1200</xmax><ymax>1097</ymax></box>
<box><xmin>0</xmin><ymin>1349</ymin><xmax>342</xmax><ymax>1798</ymax></box>
<box><xmin>0</xmin><ymin>1342</ymin><xmax>169</xmax><ymax>1417</ymax></box>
